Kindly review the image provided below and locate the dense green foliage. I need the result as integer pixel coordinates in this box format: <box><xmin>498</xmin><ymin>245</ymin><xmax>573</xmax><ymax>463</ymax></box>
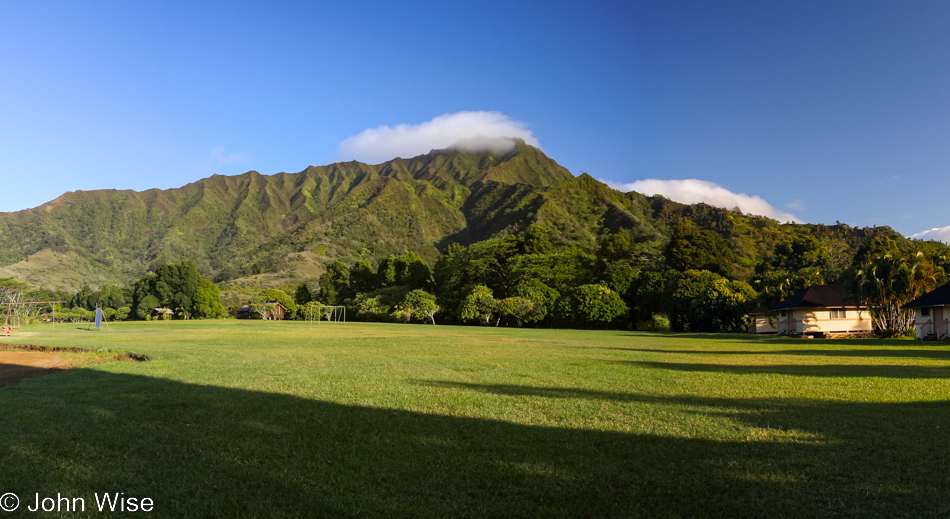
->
<box><xmin>130</xmin><ymin>260</ymin><xmax>225</xmax><ymax>320</ymax></box>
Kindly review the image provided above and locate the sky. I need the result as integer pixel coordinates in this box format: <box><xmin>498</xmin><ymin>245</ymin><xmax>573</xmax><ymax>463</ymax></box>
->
<box><xmin>1</xmin><ymin>1</ymin><xmax>949</xmax><ymax>241</ymax></box>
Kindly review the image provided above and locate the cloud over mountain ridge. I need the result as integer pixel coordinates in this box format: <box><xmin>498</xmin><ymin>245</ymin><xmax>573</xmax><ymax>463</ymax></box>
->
<box><xmin>338</xmin><ymin>111</ymin><xmax>540</xmax><ymax>164</ymax></box>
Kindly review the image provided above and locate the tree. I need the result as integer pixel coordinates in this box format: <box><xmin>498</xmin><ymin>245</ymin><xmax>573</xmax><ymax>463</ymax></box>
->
<box><xmin>193</xmin><ymin>278</ymin><xmax>225</xmax><ymax>318</ymax></box>
<box><xmin>595</xmin><ymin>232</ymin><xmax>665</xmax><ymax>313</ymax></box>
<box><xmin>352</xmin><ymin>294</ymin><xmax>395</xmax><ymax>322</ymax></box>
<box><xmin>97</xmin><ymin>284</ymin><xmax>127</xmax><ymax>310</ymax></box>
<box><xmin>458</xmin><ymin>285</ymin><xmax>498</xmax><ymax>326</ymax></box>
<box><xmin>509</xmin><ymin>250</ymin><xmax>596</xmax><ymax>294</ymax></box>
<box><xmin>294</xmin><ymin>283</ymin><xmax>313</xmax><ymax>306</ymax></box>
<box><xmin>497</xmin><ymin>297</ymin><xmax>538</xmax><ymax>327</ymax></box>
<box><xmin>512</xmin><ymin>280</ymin><xmax>559</xmax><ymax>324</ymax></box>
<box><xmin>135</xmin><ymin>295</ymin><xmax>160</xmax><ymax>320</ymax></box>
<box><xmin>115</xmin><ymin>306</ymin><xmax>131</xmax><ymax>321</ymax></box>
<box><xmin>519</xmin><ymin>224</ymin><xmax>553</xmax><ymax>255</ymax></box>
<box><xmin>72</xmin><ymin>307</ymin><xmax>91</xmax><ymax>322</ymax></box>
<box><xmin>438</xmin><ymin>239</ymin><xmax>518</xmax><ymax>298</ymax></box>
<box><xmin>249</xmin><ymin>303</ymin><xmax>270</xmax><ymax>320</ymax></box>
<box><xmin>753</xmin><ymin>235</ymin><xmax>829</xmax><ymax>304</ymax></box>
<box><xmin>319</xmin><ymin>260</ymin><xmax>352</xmax><ymax>304</ymax></box>
<box><xmin>377</xmin><ymin>252</ymin><xmax>433</xmax><ymax>291</ymax></box>
<box><xmin>600</xmin><ymin>262</ymin><xmax>637</xmax><ymax>295</ymax></box>
<box><xmin>557</xmin><ymin>284</ymin><xmax>628</xmax><ymax>328</ymax></box>
<box><xmin>848</xmin><ymin>238</ymin><xmax>940</xmax><ymax>337</ymax></box>
<box><xmin>349</xmin><ymin>260</ymin><xmax>377</xmax><ymax>295</ymax></box>
<box><xmin>628</xmin><ymin>269</ymin><xmax>678</xmax><ymax>328</ymax></box>
<box><xmin>168</xmin><ymin>260</ymin><xmax>201</xmax><ymax>319</ymax></box>
<box><xmin>70</xmin><ymin>284</ymin><xmax>95</xmax><ymax>310</ymax></box>
<box><xmin>665</xmin><ymin>221</ymin><xmax>733</xmax><ymax>277</ymax></box>
<box><xmin>663</xmin><ymin>270</ymin><xmax>756</xmax><ymax>332</ymax></box>
<box><xmin>401</xmin><ymin>289</ymin><xmax>440</xmax><ymax>324</ymax></box>
<box><xmin>129</xmin><ymin>261</ymin><xmax>220</xmax><ymax>320</ymax></box>
<box><xmin>0</xmin><ymin>278</ymin><xmax>26</xmax><ymax>326</ymax></box>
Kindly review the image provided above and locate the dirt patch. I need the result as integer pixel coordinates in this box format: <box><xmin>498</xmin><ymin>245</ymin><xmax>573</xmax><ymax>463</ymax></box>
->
<box><xmin>0</xmin><ymin>344</ymin><xmax>151</xmax><ymax>361</ymax></box>
<box><xmin>0</xmin><ymin>345</ymin><xmax>150</xmax><ymax>388</ymax></box>
<box><xmin>0</xmin><ymin>343</ymin><xmax>97</xmax><ymax>354</ymax></box>
<box><xmin>0</xmin><ymin>351</ymin><xmax>71</xmax><ymax>388</ymax></box>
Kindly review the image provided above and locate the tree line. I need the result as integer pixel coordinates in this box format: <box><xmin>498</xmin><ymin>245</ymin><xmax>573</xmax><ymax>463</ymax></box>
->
<box><xmin>310</xmin><ymin>222</ymin><xmax>950</xmax><ymax>334</ymax></box>
<box><xmin>5</xmin><ymin>221</ymin><xmax>948</xmax><ymax>335</ymax></box>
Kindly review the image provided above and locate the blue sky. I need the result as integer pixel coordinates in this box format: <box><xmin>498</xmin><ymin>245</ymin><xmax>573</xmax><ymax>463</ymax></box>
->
<box><xmin>1</xmin><ymin>1</ymin><xmax>948</xmax><ymax>240</ymax></box>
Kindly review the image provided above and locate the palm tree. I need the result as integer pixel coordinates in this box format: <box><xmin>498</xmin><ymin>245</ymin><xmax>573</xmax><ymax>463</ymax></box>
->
<box><xmin>851</xmin><ymin>239</ymin><xmax>940</xmax><ymax>337</ymax></box>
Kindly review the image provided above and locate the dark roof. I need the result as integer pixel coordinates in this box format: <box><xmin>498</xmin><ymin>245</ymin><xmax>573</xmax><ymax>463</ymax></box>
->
<box><xmin>747</xmin><ymin>306</ymin><xmax>772</xmax><ymax>315</ymax></box>
<box><xmin>238</xmin><ymin>302</ymin><xmax>285</xmax><ymax>311</ymax></box>
<box><xmin>769</xmin><ymin>285</ymin><xmax>861</xmax><ymax>312</ymax></box>
<box><xmin>902</xmin><ymin>282</ymin><xmax>950</xmax><ymax>309</ymax></box>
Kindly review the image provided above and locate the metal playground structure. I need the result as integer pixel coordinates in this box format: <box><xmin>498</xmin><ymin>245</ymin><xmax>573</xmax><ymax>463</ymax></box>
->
<box><xmin>3</xmin><ymin>301</ymin><xmax>67</xmax><ymax>328</ymax></box>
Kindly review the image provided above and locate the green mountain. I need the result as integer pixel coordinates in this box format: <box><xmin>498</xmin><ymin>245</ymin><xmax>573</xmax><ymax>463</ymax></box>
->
<box><xmin>0</xmin><ymin>140</ymin><xmax>904</xmax><ymax>291</ymax></box>
<box><xmin>0</xmin><ymin>141</ymin><xmax>572</xmax><ymax>290</ymax></box>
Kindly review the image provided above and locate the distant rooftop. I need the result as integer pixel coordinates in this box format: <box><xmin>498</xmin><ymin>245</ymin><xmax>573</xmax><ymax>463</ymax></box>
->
<box><xmin>902</xmin><ymin>282</ymin><xmax>950</xmax><ymax>309</ymax></box>
<box><xmin>769</xmin><ymin>285</ymin><xmax>862</xmax><ymax>312</ymax></box>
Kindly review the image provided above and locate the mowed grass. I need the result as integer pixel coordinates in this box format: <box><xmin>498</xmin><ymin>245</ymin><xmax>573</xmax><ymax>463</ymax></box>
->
<box><xmin>1</xmin><ymin>321</ymin><xmax>949</xmax><ymax>518</ymax></box>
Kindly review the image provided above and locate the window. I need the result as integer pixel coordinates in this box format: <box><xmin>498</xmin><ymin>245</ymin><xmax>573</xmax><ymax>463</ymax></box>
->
<box><xmin>829</xmin><ymin>309</ymin><xmax>846</xmax><ymax>319</ymax></box>
<box><xmin>780</xmin><ymin>311</ymin><xmax>787</xmax><ymax>317</ymax></box>
<box><xmin>922</xmin><ymin>308</ymin><xmax>930</xmax><ymax>317</ymax></box>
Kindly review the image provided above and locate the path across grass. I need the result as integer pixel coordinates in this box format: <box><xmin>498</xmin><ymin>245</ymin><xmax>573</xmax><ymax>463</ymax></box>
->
<box><xmin>1</xmin><ymin>321</ymin><xmax>948</xmax><ymax>517</ymax></box>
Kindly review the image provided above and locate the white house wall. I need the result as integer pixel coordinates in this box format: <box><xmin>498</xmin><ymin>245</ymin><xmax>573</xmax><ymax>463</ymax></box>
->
<box><xmin>785</xmin><ymin>308</ymin><xmax>872</xmax><ymax>335</ymax></box>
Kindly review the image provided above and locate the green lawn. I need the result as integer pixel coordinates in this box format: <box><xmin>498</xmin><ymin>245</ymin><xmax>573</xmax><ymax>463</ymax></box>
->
<box><xmin>1</xmin><ymin>321</ymin><xmax>949</xmax><ymax>517</ymax></box>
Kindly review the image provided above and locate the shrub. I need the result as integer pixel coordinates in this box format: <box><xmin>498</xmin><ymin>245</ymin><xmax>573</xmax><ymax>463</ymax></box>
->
<box><xmin>557</xmin><ymin>284</ymin><xmax>628</xmax><ymax>328</ymax></box>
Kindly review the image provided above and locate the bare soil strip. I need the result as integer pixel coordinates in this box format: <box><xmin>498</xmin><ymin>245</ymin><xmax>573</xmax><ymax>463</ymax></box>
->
<box><xmin>0</xmin><ymin>351</ymin><xmax>71</xmax><ymax>388</ymax></box>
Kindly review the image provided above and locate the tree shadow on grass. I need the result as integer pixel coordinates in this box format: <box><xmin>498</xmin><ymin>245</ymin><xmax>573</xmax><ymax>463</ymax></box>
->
<box><xmin>620</xmin><ymin>333</ymin><xmax>908</xmax><ymax>348</ymax></box>
<box><xmin>1</xmin><ymin>371</ymin><xmax>948</xmax><ymax>518</ymax></box>
<box><xmin>415</xmin><ymin>379</ymin><xmax>950</xmax><ymax>517</ymax></box>
<box><xmin>0</xmin><ymin>363</ymin><xmax>62</xmax><ymax>388</ymax></box>
<box><xmin>610</xmin><ymin>348</ymin><xmax>950</xmax><ymax>361</ymax></box>
<box><xmin>619</xmin><ymin>360</ymin><xmax>950</xmax><ymax>379</ymax></box>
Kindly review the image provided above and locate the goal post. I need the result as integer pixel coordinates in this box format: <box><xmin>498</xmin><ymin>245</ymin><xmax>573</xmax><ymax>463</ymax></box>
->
<box><xmin>308</xmin><ymin>305</ymin><xmax>346</xmax><ymax>324</ymax></box>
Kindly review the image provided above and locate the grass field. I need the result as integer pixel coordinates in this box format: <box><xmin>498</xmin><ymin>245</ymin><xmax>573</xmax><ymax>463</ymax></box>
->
<box><xmin>1</xmin><ymin>321</ymin><xmax>949</xmax><ymax>517</ymax></box>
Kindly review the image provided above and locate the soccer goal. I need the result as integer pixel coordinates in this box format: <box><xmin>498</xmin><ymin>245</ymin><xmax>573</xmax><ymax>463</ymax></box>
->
<box><xmin>306</xmin><ymin>304</ymin><xmax>346</xmax><ymax>324</ymax></box>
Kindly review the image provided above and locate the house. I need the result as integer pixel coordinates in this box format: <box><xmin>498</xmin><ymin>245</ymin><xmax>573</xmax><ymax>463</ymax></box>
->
<box><xmin>767</xmin><ymin>285</ymin><xmax>873</xmax><ymax>338</ymax></box>
<box><xmin>148</xmin><ymin>307</ymin><xmax>174</xmax><ymax>320</ymax></box>
<box><xmin>237</xmin><ymin>302</ymin><xmax>287</xmax><ymax>320</ymax></box>
<box><xmin>901</xmin><ymin>282</ymin><xmax>950</xmax><ymax>340</ymax></box>
<box><xmin>747</xmin><ymin>306</ymin><xmax>778</xmax><ymax>334</ymax></box>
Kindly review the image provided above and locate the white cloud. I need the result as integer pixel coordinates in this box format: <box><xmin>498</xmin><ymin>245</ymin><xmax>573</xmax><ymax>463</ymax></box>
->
<box><xmin>211</xmin><ymin>146</ymin><xmax>252</xmax><ymax>164</ymax></box>
<box><xmin>785</xmin><ymin>199</ymin><xmax>805</xmax><ymax>211</ymax></box>
<box><xmin>604</xmin><ymin>178</ymin><xmax>801</xmax><ymax>223</ymax></box>
<box><xmin>911</xmin><ymin>226</ymin><xmax>950</xmax><ymax>244</ymax></box>
<box><xmin>338</xmin><ymin>111</ymin><xmax>540</xmax><ymax>164</ymax></box>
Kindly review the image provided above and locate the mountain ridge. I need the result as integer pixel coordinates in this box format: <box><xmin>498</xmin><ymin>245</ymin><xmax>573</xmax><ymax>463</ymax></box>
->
<box><xmin>0</xmin><ymin>141</ymin><xmax>574</xmax><ymax>290</ymax></box>
<box><xmin>0</xmin><ymin>141</ymin><xmax>906</xmax><ymax>292</ymax></box>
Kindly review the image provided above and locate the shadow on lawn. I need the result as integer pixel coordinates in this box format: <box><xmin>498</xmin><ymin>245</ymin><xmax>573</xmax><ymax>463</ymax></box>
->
<box><xmin>1</xmin><ymin>372</ymin><xmax>949</xmax><ymax>518</ymax></box>
<box><xmin>609</xmin><ymin>348</ymin><xmax>950</xmax><ymax>361</ymax></box>
<box><xmin>622</xmin><ymin>333</ymin><xmax>916</xmax><ymax>348</ymax></box>
<box><xmin>619</xmin><ymin>360</ymin><xmax>950</xmax><ymax>378</ymax></box>
<box><xmin>0</xmin><ymin>363</ymin><xmax>62</xmax><ymax>388</ymax></box>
